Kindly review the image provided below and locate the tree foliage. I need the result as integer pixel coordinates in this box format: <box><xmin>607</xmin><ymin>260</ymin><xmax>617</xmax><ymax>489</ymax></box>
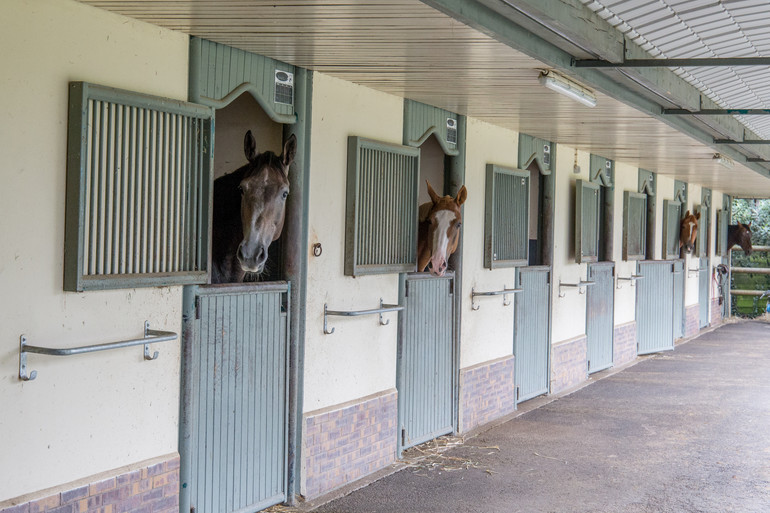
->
<box><xmin>731</xmin><ymin>198</ymin><xmax>770</xmax><ymax>316</ymax></box>
<box><xmin>732</xmin><ymin>198</ymin><xmax>770</xmax><ymax>245</ymax></box>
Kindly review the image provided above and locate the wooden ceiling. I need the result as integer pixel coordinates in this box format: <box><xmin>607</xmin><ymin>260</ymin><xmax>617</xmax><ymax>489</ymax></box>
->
<box><xmin>78</xmin><ymin>0</ymin><xmax>770</xmax><ymax>196</ymax></box>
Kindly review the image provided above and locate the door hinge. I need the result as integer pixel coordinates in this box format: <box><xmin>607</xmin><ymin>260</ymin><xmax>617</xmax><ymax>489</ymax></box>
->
<box><xmin>195</xmin><ymin>297</ymin><xmax>201</xmax><ymax>320</ymax></box>
<box><xmin>587</xmin><ymin>360</ymin><xmax>591</xmax><ymax>372</ymax></box>
<box><xmin>449</xmin><ymin>279</ymin><xmax>454</xmax><ymax>295</ymax></box>
<box><xmin>404</xmin><ymin>282</ymin><xmax>409</xmax><ymax>298</ymax></box>
<box><xmin>401</xmin><ymin>428</ymin><xmax>406</xmax><ymax>446</ymax></box>
<box><xmin>515</xmin><ymin>386</ymin><xmax>520</xmax><ymax>402</ymax></box>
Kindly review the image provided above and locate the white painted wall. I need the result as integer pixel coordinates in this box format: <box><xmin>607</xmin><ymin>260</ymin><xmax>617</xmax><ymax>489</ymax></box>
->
<box><xmin>459</xmin><ymin>118</ymin><xmax>518</xmax><ymax>369</ymax></box>
<box><xmin>0</xmin><ymin>0</ymin><xmax>189</xmax><ymax>502</ymax></box>
<box><xmin>304</xmin><ymin>73</ymin><xmax>404</xmax><ymax>412</ymax></box>
<box><xmin>551</xmin><ymin>145</ymin><xmax>589</xmax><ymax>343</ymax></box>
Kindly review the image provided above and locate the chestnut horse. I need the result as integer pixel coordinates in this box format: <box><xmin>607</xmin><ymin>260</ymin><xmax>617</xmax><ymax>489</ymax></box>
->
<box><xmin>727</xmin><ymin>222</ymin><xmax>752</xmax><ymax>255</ymax></box>
<box><xmin>680</xmin><ymin>210</ymin><xmax>700</xmax><ymax>255</ymax></box>
<box><xmin>417</xmin><ymin>181</ymin><xmax>467</xmax><ymax>277</ymax></box>
<box><xmin>211</xmin><ymin>131</ymin><xmax>296</xmax><ymax>283</ymax></box>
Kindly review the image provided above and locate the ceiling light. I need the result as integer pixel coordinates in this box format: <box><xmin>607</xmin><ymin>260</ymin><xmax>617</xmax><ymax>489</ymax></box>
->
<box><xmin>538</xmin><ymin>71</ymin><xmax>597</xmax><ymax>108</ymax></box>
<box><xmin>713</xmin><ymin>153</ymin><xmax>734</xmax><ymax>169</ymax></box>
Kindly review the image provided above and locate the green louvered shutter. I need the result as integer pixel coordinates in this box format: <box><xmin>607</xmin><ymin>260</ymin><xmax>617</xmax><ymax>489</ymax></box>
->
<box><xmin>662</xmin><ymin>200</ymin><xmax>682</xmax><ymax>260</ymax></box>
<box><xmin>575</xmin><ymin>179</ymin><xmax>600</xmax><ymax>264</ymax></box>
<box><xmin>623</xmin><ymin>191</ymin><xmax>647</xmax><ymax>261</ymax></box>
<box><xmin>717</xmin><ymin>209</ymin><xmax>728</xmax><ymax>256</ymax></box>
<box><xmin>345</xmin><ymin>137</ymin><xmax>420</xmax><ymax>276</ymax></box>
<box><xmin>64</xmin><ymin>82</ymin><xmax>213</xmax><ymax>291</ymax></box>
<box><xmin>484</xmin><ymin>165</ymin><xmax>529</xmax><ymax>268</ymax></box>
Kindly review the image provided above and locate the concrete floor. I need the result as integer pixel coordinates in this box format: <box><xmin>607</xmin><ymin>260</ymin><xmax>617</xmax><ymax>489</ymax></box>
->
<box><xmin>311</xmin><ymin>321</ymin><xmax>770</xmax><ymax>513</ymax></box>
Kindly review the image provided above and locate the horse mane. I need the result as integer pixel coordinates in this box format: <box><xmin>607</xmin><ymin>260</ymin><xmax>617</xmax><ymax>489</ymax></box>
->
<box><xmin>418</xmin><ymin>202</ymin><xmax>433</xmax><ymax>223</ymax></box>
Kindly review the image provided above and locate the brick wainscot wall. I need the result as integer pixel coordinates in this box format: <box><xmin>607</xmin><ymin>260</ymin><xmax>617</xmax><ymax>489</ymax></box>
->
<box><xmin>551</xmin><ymin>336</ymin><xmax>587</xmax><ymax>394</ymax></box>
<box><xmin>0</xmin><ymin>454</ymin><xmax>179</xmax><ymax>513</ymax></box>
<box><xmin>459</xmin><ymin>355</ymin><xmax>515</xmax><ymax>433</ymax></box>
<box><xmin>302</xmin><ymin>390</ymin><xmax>397</xmax><ymax>500</ymax></box>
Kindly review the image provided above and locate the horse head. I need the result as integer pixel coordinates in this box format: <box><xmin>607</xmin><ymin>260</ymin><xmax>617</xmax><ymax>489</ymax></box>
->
<box><xmin>728</xmin><ymin>222</ymin><xmax>752</xmax><ymax>255</ymax></box>
<box><xmin>236</xmin><ymin>130</ymin><xmax>296</xmax><ymax>275</ymax></box>
<box><xmin>679</xmin><ymin>210</ymin><xmax>700</xmax><ymax>255</ymax></box>
<box><xmin>417</xmin><ymin>181</ymin><xmax>467</xmax><ymax>277</ymax></box>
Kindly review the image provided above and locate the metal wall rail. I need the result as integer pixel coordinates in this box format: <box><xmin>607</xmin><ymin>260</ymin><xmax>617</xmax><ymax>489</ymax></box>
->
<box><xmin>470</xmin><ymin>286</ymin><xmax>522</xmax><ymax>310</ymax></box>
<box><xmin>323</xmin><ymin>299</ymin><xmax>404</xmax><ymax>334</ymax></box>
<box><xmin>558</xmin><ymin>280</ymin><xmax>595</xmax><ymax>297</ymax></box>
<box><xmin>19</xmin><ymin>321</ymin><xmax>177</xmax><ymax>381</ymax></box>
<box><xmin>616</xmin><ymin>274</ymin><xmax>643</xmax><ymax>289</ymax></box>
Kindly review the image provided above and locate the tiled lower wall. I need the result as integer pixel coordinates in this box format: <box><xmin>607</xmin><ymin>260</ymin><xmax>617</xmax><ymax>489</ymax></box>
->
<box><xmin>613</xmin><ymin>321</ymin><xmax>637</xmax><ymax>366</ymax></box>
<box><xmin>0</xmin><ymin>454</ymin><xmax>179</xmax><ymax>513</ymax></box>
<box><xmin>302</xmin><ymin>390</ymin><xmax>397</xmax><ymax>500</ymax></box>
<box><xmin>711</xmin><ymin>298</ymin><xmax>723</xmax><ymax>326</ymax></box>
<box><xmin>685</xmin><ymin>304</ymin><xmax>700</xmax><ymax>338</ymax></box>
<box><xmin>550</xmin><ymin>336</ymin><xmax>587</xmax><ymax>394</ymax></box>
<box><xmin>459</xmin><ymin>356</ymin><xmax>516</xmax><ymax>433</ymax></box>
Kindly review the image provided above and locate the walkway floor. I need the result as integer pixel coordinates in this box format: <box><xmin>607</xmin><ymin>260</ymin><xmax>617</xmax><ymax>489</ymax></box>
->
<box><xmin>306</xmin><ymin>320</ymin><xmax>770</xmax><ymax>513</ymax></box>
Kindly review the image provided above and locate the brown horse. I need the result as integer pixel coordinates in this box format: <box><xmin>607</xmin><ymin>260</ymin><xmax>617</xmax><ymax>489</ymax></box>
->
<box><xmin>679</xmin><ymin>210</ymin><xmax>700</xmax><ymax>255</ymax></box>
<box><xmin>727</xmin><ymin>222</ymin><xmax>752</xmax><ymax>255</ymax></box>
<box><xmin>211</xmin><ymin>131</ymin><xmax>296</xmax><ymax>283</ymax></box>
<box><xmin>417</xmin><ymin>181</ymin><xmax>467</xmax><ymax>277</ymax></box>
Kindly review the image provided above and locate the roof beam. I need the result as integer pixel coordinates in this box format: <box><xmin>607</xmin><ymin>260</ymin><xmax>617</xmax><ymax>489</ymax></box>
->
<box><xmin>574</xmin><ymin>57</ymin><xmax>770</xmax><ymax>68</ymax></box>
<box><xmin>665</xmin><ymin>109</ymin><xmax>770</xmax><ymax>116</ymax></box>
<box><xmin>715</xmin><ymin>139</ymin><xmax>770</xmax><ymax>145</ymax></box>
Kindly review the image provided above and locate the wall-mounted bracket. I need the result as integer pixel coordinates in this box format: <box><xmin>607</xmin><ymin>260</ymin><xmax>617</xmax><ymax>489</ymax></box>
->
<box><xmin>558</xmin><ymin>280</ymin><xmax>595</xmax><ymax>298</ymax></box>
<box><xmin>616</xmin><ymin>275</ymin><xmax>644</xmax><ymax>289</ymax></box>
<box><xmin>688</xmin><ymin>268</ymin><xmax>701</xmax><ymax>278</ymax></box>
<box><xmin>18</xmin><ymin>321</ymin><xmax>177</xmax><ymax>381</ymax></box>
<box><xmin>471</xmin><ymin>286</ymin><xmax>522</xmax><ymax>310</ymax></box>
<box><xmin>324</xmin><ymin>299</ymin><xmax>404</xmax><ymax>335</ymax></box>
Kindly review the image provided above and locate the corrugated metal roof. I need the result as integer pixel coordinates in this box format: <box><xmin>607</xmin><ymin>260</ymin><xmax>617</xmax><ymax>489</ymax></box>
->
<box><xmin>76</xmin><ymin>0</ymin><xmax>770</xmax><ymax>196</ymax></box>
<box><xmin>582</xmin><ymin>0</ymin><xmax>770</xmax><ymax>140</ymax></box>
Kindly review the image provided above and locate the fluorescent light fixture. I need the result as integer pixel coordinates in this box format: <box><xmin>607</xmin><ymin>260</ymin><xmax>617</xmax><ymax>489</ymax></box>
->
<box><xmin>539</xmin><ymin>70</ymin><xmax>597</xmax><ymax>108</ymax></box>
<box><xmin>713</xmin><ymin>153</ymin><xmax>734</xmax><ymax>169</ymax></box>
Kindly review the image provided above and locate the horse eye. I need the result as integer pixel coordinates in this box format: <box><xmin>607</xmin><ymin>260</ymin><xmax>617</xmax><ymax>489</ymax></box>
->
<box><xmin>282</xmin><ymin>190</ymin><xmax>289</xmax><ymax>200</ymax></box>
<box><xmin>238</xmin><ymin>185</ymin><xmax>244</xmax><ymax>195</ymax></box>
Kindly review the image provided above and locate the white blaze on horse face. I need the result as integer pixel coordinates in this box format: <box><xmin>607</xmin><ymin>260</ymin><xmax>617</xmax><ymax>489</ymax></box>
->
<box><xmin>430</xmin><ymin>210</ymin><xmax>456</xmax><ymax>276</ymax></box>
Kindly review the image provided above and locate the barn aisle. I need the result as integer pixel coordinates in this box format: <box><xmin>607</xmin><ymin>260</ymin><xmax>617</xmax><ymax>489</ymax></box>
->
<box><xmin>306</xmin><ymin>320</ymin><xmax>770</xmax><ymax>513</ymax></box>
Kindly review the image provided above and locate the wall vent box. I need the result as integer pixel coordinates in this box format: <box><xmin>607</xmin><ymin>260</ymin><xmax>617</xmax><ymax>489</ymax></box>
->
<box><xmin>446</xmin><ymin>118</ymin><xmax>457</xmax><ymax>144</ymax></box>
<box><xmin>274</xmin><ymin>70</ymin><xmax>294</xmax><ymax>105</ymax></box>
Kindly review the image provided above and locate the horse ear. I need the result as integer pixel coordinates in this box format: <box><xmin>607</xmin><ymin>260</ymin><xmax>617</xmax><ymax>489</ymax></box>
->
<box><xmin>747</xmin><ymin>222</ymin><xmax>752</xmax><ymax>229</ymax></box>
<box><xmin>282</xmin><ymin>134</ymin><xmax>297</xmax><ymax>169</ymax></box>
<box><xmin>694</xmin><ymin>211</ymin><xmax>700</xmax><ymax>220</ymax></box>
<box><xmin>426</xmin><ymin>180</ymin><xmax>441</xmax><ymax>204</ymax></box>
<box><xmin>455</xmin><ymin>185</ymin><xmax>468</xmax><ymax>206</ymax></box>
<box><xmin>684</xmin><ymin>210</ymin><xmax>690</xmax><ymax>218</ymax></box>
<box><xmin>244</xmin><ymin>130</ymin><xmax>258</xmax><ymax>162</ymax></box>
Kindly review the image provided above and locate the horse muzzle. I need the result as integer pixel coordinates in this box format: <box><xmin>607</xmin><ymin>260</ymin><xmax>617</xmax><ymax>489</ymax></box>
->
<box><xmin>427</xmin><ymin>257</ymin><xmax>447</xmax><ymax>277</ymax></box>
<box><xmin>237</xmin><ymin>241</ymin><xmax>268</xmax><ymax>273</ymax></box>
